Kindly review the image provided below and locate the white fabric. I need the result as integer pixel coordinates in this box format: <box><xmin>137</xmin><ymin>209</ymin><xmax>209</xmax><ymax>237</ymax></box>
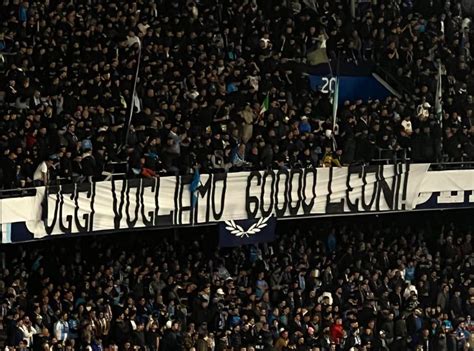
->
<box><xmin>401</xmin><ymin>120</ymin><xmax>412</xmax><ymax>133</ymax></box>
<box><xmin>19</xmin><ymin>324</ymin><xmax>36</xmax><ymax>346</ymax></box>
<box><xmin>33</xmin><ymin>161</ymin><xmax>47</xmax><ymax>181</ymax></box>
<box><xmin>0</xmin><ymin>165</ymin><xmax>434</xmax><ymax>241</ymax></box>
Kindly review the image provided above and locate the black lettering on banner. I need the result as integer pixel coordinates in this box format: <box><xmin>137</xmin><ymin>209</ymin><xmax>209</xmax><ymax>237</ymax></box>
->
<box><xmin>58</xmin><ymin>183</ymin><xmax>75</xmax><ymax>234</ymax></box>
<box><xmin>288</xmin><ymin>169</ymin><xmax>303</xmax><ymax>216</ymax></box>
<box><xmin>464</xmin><ymin>190</ymin><xmax>473</xmax><ymax>203</ymax></box>
<box><xmin>177</xmin><ymin>175</ymin><xmax>193</xmax><ymax>225</ymax></box>
<box><xmin>302</xmin><ymin>168</ymin><xmax>317</xmax><ymax>214</ymax></box>
<box><xmin>155</xmin><ymin>180</ymin><xmax>173</xmax><ymax>226</ymax></box>
<box><xmin>112</xmin><ymin>179</ymin><xmax>127</xmax><ymax>229</ymax></box>
<box><xmin>43</xmin><ymin>183</ymin><xmax>96</xmax><ymax>235</ymax></box>
<box><xmin>361</xmin><ymin>165</ymin><xmax>378</xmax><ymax>211</ymax></box>
<box><xmin>57</xmin><ymin>192</ymin><xmax>71</xmax><ymax>233</ymax></box>
<box><xmin>125</xmin><ymin>179</ymin><xmax>141</xmax><ymax>228</ymax></box>
<box><xmin>260</xmin><ymin>171</ymin><xmax>275</xmax><ymax>217</ymax></box>
<box><xmin>73</xmin><ymin>182</ymin><xmax>96</xmax><ymax>233</ymax></box>
<box><xmin>141</xmin><ymin>178</ymin><xmax>158</xmax><ymax>227</ymax></box>
<box><xmin>394</xmin><ymin>163</ymin><xmax>403</xmax><ymax>210</ymax></box>
<box><xmin>42</xmin><ymin>185</ymin><xmax>60</xmax><ymax>235</ymax></box>
<box><xmin>211</xmin><ymin>173</ymin><xmax>227</xmax><ymax>221</ymax></box>
<box><xmin>374</xmin><ymin>166</ymin><xmax>383</xmax><ymax>211</ymax></box>
<box><xmin>178</xmin><ymin>173</ymin><xmax>227</xmax><ymax>224</ymax></box>
<box><xmin>275</xmin><ymin>169</ymin><xmax>289</xmax><ymax>217</ymax></box>
<box><xmin>141</xmin><ymin>178</ymin><xmax>173</xmax><ymax>227</ymax></box>
<box><xmin>401</xmin><ymin>162</ymin><xmax>410</xmax><ymax>210</ymax></box>
<box><xmin>173</xmin><ymin>176</ymin><xmax>179</xmax><ymax>225</ymax></box>
<box><xmin>345</xmin><ymin>165</ymin><xmax>362</xmax><ymax>212</ymax></box>
<box><xmin>246</xmin><ymin>171</ymin><xmax>261</xmax><ymax>219</ymax></box>
<box><xmin>326</xmin><ymin>167</ymin><xmax>344</xmax><ymax>214</ymax></box>
<box><xmin>193</xmin><ymin>175</ymin><xmax>212</xmax><ymax>224</ymax></box>
<box><xmin>375</xmin><ymin>164</ymin><xmax>400</xmax><ymax>211</ymax></box>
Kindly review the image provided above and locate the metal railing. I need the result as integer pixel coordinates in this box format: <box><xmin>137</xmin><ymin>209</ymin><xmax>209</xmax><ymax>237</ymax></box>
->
<box><xmin>371</xmin><ymin>148</ymin><xmax>409</xmax><ymax>165</ymax></box>
<box><xmin>0</xmin><ymin>187</ymin><xmax>37</xmax><ymax>199</ymax></box>
<box><xmin>428</xmin><ymin>161</ymin><xmax>474</xmax><ymax>170</ymax></box>
<box><xmin>372</xmin><ymin>148</ymin><xmax>474</xmax><ymax>170</ymax></box>
<box><xmin>0</xmin><ymin>161</ymin><xmax>129</xmax><ymax>199</ymax></box>
<box><xmin>1</xmin><ymin>159</ymin><xmax>474</xmax><ymax>199</ymax></box>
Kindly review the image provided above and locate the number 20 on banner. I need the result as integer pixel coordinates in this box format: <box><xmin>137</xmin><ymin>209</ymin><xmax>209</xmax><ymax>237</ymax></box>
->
<box><xmin>321</xmin><ymin>77</ymin><xmax>336</xmax><ymax>94</ymax></box>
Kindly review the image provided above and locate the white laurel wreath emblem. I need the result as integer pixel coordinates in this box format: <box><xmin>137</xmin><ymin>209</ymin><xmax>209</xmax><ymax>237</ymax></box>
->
<box><xmin>224</xmin><ymin>216</ymin><xmax>271</xmax><ymax>238</ymax></box>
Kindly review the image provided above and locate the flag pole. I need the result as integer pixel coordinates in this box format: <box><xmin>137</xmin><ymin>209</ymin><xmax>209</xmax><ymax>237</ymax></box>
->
<box><xmin>331</xmin><ymin>54</ymin><xmax>340</xmax><ymax>150</ymax></box>
<box><xmin>435</xmin><ymin>62</ymin><xmax>443</xmax><ymax>162</ymax></box>
<box><xmin>323</xmin><ymin>29</ymin><xmax>333</xmax><ymax>79</ymax></box>
<box><xmin>121</xmin><ymin>37</ymin><xmax>142</xmax><ymax>151</ymax></box>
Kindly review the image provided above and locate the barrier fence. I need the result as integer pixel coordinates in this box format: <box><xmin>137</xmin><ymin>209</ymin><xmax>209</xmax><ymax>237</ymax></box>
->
<box><xmin>1</xmin><ymin>161</ymin><xmax>474</xmax><ymax>199</ymax></box>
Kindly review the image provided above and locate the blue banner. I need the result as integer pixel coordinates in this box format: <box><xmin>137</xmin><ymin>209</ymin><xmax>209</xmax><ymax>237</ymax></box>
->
<box><xmin>309</xmin><ymin>75</ymin><xmax>391</xmax><ymax>104</ymax></box>
<box><xmin>415</xmin><ymin>191</ymin><xmax>474</xmax><ymax>210</ymax></box>
<box><xmin>219</xmin><ymin>216</ymin><xmax>276</xmax><ymax>248</ymax></box>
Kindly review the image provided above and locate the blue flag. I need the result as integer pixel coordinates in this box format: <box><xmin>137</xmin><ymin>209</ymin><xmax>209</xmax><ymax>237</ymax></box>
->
<box><xmin>219</xmin><ymin>216</ymin><xmax>276</xmax><ymax>248</ymax></box>
<box><xmin>190</xmin><ymin>169</ymin><xmax>201</xmax><ymax>208</ymax></box>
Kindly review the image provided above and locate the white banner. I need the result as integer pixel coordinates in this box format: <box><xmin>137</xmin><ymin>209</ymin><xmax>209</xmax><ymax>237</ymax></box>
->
<box><xmin>414</xmin><ymin>169</ymin><xmax>474</xmax><ymax>209</ymax></box>
<box><xmin>0</xmin><ymin>164</ymin><xmax>431</xmax><ymax>241</ymax></box>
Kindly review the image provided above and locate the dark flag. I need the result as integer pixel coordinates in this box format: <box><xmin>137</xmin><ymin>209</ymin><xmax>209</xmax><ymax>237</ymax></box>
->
<box><xmin>218</xmin><ymin>216</ymin><xmax>276</xmax><ymax>248</ymax></box>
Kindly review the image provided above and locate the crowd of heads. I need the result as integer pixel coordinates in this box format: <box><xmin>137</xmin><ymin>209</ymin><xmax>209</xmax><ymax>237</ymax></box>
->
<box><xmin>1</xmin><ymin>0</ymin><xmax>474</xmax><ymax>190</ymax></box>
<box><xmin>0</xmin><ymin>212</ymin><xmax>473</xmax><ymax>351</ymax></box>
<box><xmin>1</xmin><ymin>4</ymin><xmax>474</xmax><ymax>351</ymax></box>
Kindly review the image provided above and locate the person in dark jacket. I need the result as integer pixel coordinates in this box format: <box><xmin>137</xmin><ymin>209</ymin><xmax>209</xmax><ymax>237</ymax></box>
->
<box><xmin>81</xmin><ymin>148</ymin><xmax>97</xmax><ymax>178</ymax></box>
<box><xmin>1</xmin><ymin>151</ymin><xmax>18</xmax><ymax>189</ymax></box>
<box><xmin>160</xmin><ymin>321</ymin><xmax>182</xmax><ymax>351</ymax></box>
<box><xmin>110</xmin><ymin>313</ymin><xmax>131</xmax><ymax>347</ymax></box>
<box><xmin>417</xmin><ymin>328</ymin><xmax>435</xmax><ymax>350</ymax></box>
<box><xmin>444</xmin><ymin>128</ymin><xmax>463</xmax><ymax>161</ymax></box>
<box><xmin>6</xmin><ymin>319</ymin><xmax>24</xmax><ymax>347</ymax></box>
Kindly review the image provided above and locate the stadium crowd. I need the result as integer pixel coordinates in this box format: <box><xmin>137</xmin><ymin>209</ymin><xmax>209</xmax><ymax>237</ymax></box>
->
<box><xmin>1</xmin><ymin>0</ymin><xmax>474</xmax><ymax>189</ymax></box>
<box><xmin>0</xmin><ymin>213</ymin><xmax>473</xmax><ymax>351</ymax></box>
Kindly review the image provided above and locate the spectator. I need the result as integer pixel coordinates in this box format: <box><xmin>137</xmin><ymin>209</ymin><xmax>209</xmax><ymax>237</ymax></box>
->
<box><xmin>53</xmin><ymin>312</ymin><xmax>69</xmax><ymax>346</ymax></box>
<box><xmin>80</xmin><ymin>149</ymin><xmax>97</xmax><ymax>183</ymax></box>
<box><xmin>18</xmin><ymin>317</ymin><xmax>36</xmax><ymax>348</ymax></box>
<box><xmin>32</xmin><ymin>156</ymin><xmax>55</xmax><ymax>186</ymax></box>
<box><xmin>0</xmin><ymin>211</ymin><xmax>472</xmax><ymax>350</ymax></box>
<box><xmin>1</xmin><ymin>0</ymin><xmax>473</xmax><ymax>189</ymax></box>
<box><xmin>1</xmin><ymin>151</ymin><xmax>18</xmax><ymax>189</ymax></box>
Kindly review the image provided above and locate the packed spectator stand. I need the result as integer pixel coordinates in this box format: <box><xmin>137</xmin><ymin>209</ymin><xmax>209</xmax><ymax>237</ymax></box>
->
<box><xmin>1</xmin><ymin>0</ymin><xmax>474</xmax><ymax>189</ymax></box>
<box><xmin>0</xmin><ymin>211</ymin><xmax>472</xmax><ymax>350</ymax></box>
<box><xmin>1</xmin><ymin>3</ymin><xmax>474</xmax><ymax>351</ymax></box>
